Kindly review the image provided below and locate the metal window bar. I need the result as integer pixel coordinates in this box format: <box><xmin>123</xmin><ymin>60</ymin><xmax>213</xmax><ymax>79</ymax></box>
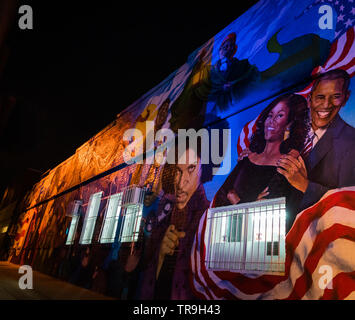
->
<box><xmin>235</xmin><ymin>210</ymin><xmax>241</xmax><ymax>269</ymax></box>
<box><xmin>248</xmin><ymin>207</ymin><xmax>255</xmax><ymax>271</ymax></box>
<box><xmin>79</xmin><ymin>192</ymin><xmax>103</xmax><ymax>245</ymax></box>
<box><xmin>226</xmin><ymin>211</ymin><xmax>234</xmax><ymax>269</ymax></box>
<box><xmin>122</xmin><ymin>185</ymin><xmax>146</xmax><ymax>206</ymax></box>
<box><xmin>263</xmin><ymin>204</ymin><xmax>267</xmax><ymax>271</ymax></box>
<box><xmin>205</xmin><ymin>197</ymin><xmax>286</xmax><ymax>275</ymax></box>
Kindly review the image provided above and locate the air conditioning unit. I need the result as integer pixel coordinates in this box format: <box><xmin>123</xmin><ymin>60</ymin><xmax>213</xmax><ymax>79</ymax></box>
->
<box><xmin>205</xmin><ymin>197</ymin><xmax>286</xmax><ymax>275</ymax></box>
<box><xmin>121</xmin><ymin>185</ymin><xmax>146</xmax><ymax>206</ymax></box>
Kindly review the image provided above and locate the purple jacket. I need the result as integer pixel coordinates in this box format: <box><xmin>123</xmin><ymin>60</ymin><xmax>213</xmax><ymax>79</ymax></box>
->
<box><xmin>139</xmin><ymin>184</ymin><xmax>210</xmax><ymax>300</ymax></box>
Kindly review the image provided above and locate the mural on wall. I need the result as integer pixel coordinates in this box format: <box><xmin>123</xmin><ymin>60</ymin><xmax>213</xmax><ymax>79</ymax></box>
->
<box><xmin>8</xmin><ymin>0</ymin><xmax>355</xmax><ymax>300</ymax></box>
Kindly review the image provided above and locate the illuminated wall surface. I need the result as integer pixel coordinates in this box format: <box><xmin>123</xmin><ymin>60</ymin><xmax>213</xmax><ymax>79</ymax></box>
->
<box><xmin>9</xmin><ymin>0</ymin><xmax>355</xmax><ymax>299</ymax></box>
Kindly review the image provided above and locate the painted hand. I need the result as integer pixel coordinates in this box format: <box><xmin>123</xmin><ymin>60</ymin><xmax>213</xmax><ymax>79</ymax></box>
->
<box><xmin>256</xmin><ymin>186</ymin><xmax>270</xmax><ymax>201</ymax></box>
<box><xmin>239</xmin><ymin>148</ymin><xmax>251</xmax><ymax>161</ymax></box>
<box><xmin>157</xmin><ymin>225</ymin><xmax>185</xmax><ymax>279</ymax></box>
<box><xmin>277</xmin><ymin>150</ymin><xmax>309</xmax><ymax>193</ymax></box>
<box><xmin>159</xmin><ymin>224</ymin><xmax>185</xmax><ymax>257</ymax></box>
<box><xmin>227</xmin><ymin>190</ymin><xmax>241</xmax><ymax>205</ymax></box>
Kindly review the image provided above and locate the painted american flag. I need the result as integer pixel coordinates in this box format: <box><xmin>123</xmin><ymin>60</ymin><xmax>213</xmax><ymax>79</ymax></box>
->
<box><xmin>300</xmin><ymin>0</ymin><xmax>355</xmax><ymax>40</ymax></box>
<box><xmin>190</xmin><ymin>186</ymin><xmax>355</xmax><ymax>300</ymax></box>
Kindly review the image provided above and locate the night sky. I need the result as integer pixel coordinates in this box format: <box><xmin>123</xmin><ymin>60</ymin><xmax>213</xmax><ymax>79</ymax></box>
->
<box><xmin>0</xmin><ymin>1</ymin><xmax>258</xmax><ymax>195</ymax></box>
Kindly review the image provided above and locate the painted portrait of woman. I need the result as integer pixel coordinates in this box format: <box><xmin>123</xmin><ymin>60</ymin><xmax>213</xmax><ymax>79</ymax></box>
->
<box><xmin>213</xmin><ymin>93</ymin><xmax>310</xmax><ymax>231</ymax></box>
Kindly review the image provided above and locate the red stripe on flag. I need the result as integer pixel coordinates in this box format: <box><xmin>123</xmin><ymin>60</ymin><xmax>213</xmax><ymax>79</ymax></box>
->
<box><xmin>286</xmin><ymin>224</ymin><xmax>355</xmax><ymax>300</ymax></box>
<box><xmin>337</xmin><ymin>57</ymin><xmax>355</xmax><ymax>74</ymax></box>
<box><xmin>320</xmin><ymin>271</ymin><xmax>355</xmax><ymax>300</ymax></box>
<box><xmin>237</xmin><ymin>135</ymin><xmax>242</xmax><ymax>156</ymax></box>
<box><xmin>296</xmin><ymin>81</ymin><xmax>314</xmax><ymax>98</ymax></box>
<box><xmin>323</xmin><ymin>36</ymin><xmax>340</xmax><ymax>69</ymax></box>
<box><xmin>286</xmin><ymin>191</ymin><xmax>355</xmax><ymax>255</ymax></box>
<box><xmin>327</xmin><ymin>28</ymin><xmax>355</xmax><ymax>70</ymax></box>
<box><xmin>243</xmin><ymin>121</ymin><xmax>251</xmax><ymax>149</ymax></box>
<box><xmin>251</xmin><ymin>117</ymin><xmax>258</xmax><ymax>133</ymax></box>
<box><xmin>213</xmin><ymin>270</ymin><xmax>286</xmax><ymax>295</ymax></box>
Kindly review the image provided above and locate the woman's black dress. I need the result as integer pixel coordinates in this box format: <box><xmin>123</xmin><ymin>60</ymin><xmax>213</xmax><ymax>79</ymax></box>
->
<box><xmin>213</xmin><ymin>157</ymin><xmax>302</xmax><ymax>232</ymax></box>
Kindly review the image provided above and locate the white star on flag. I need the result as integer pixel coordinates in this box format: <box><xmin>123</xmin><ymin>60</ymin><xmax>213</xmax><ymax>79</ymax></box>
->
<box><xmin>345</xmin><ymin>18</ymin><xmax>354</xmax><ymax>28</ymax></box>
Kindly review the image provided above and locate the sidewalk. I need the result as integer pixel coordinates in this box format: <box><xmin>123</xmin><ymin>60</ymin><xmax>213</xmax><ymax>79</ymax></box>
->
<box><xmin>0</xmin><ymin>261</ymin><xmax>115</xmax><ymax>300</ymax></box>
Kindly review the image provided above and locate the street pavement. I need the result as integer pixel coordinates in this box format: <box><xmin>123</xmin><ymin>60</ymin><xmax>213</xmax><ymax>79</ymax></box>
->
<box><xmin>0</xmin><ymin>261</ymin><xmax>114</xmax><ymax>300</ymax></box>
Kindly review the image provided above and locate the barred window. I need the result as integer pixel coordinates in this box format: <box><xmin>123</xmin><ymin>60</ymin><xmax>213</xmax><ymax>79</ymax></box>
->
<box><xmin>117</xmin><ymin>186</ymin><xmax>146</xmax><ymax>243</ymax></box>
<box><xmin>99</xmin><ymin>192</ymin><xmax>123</xmax><ymax>243</ymax></box>
<box><xmin>206</xmin><ymin>197</ymin><xmax>286</xmax><ymax>274</ymax></box>
<box><xmin>65</xmin><ymin>200</ymin><xmax>82</xmax><ymax>245</ymax></box>
<box><xmin>79</xmin><ymin>192</ymin><xmax>103</xmax><ymax>245</ymax></box>
<box><xmin>119</xmin><ymin>204</ymin><xmax>143</xmax><ymax>243</ymax></box>
<box><xmin>66</xmin><ymin>214</ymin><xmax>79</xmax><ymax>245</ymax></box>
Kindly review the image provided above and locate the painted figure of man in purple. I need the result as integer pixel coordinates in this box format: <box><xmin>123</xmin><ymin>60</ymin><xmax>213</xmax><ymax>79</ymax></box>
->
<box><xmin>139</xmin><ymin>141</ymin><xmax>210</xmax><ymax>300</ymax></box>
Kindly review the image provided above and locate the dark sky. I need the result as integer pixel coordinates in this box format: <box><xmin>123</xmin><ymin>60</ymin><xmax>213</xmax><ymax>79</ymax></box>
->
<box><xmin>0</xmin><ymin>1</ymin><xmax>258</xmax><ymax>193</ymax></box>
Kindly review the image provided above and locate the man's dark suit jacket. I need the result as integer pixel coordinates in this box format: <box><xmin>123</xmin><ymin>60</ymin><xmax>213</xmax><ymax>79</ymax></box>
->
<box><xmin>301</xmin><ymin>114</ymin><xmax>355</xmax><ymax>210</ymax></box>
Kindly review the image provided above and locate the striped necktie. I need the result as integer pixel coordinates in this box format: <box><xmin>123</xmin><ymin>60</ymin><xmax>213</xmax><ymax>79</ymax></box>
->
<box><xmin>300</xmin><ymin>131</ymin><xmax>314</xmax><ymax>158</ymax></box>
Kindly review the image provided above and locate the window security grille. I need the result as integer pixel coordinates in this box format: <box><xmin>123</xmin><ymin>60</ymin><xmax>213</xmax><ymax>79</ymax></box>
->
<box><xmin>65</xmin><ymin>200</ymin><xmax>82</xmax><ymax>245</ymax></box>
<box><xmin>79</xmin><ymin>192</ymin><xmax>103</xmax><ymax>245</ymax></box>
<box><xmin>99</xmin><ymin>192</ymin><xmax>123</xmax><ymax>243</ymax></box>
<box><xmin>119</xmin><ymin>204</ymin><xmax>143</xmax><ymax>243</ymax></box>
<box><xmin>118</xmin><ymin>186</ymin><xmax>146</xmax><ymax>243</ymax></box>
<box><xmin>121</xmin><ymin>185</ymin><xmax>146</xmax><ymax>206</ymax></box>
<box><xmin>205</xmin><ymin>197</ymin><xmax>286</xmax><ymax>275</ymax></box>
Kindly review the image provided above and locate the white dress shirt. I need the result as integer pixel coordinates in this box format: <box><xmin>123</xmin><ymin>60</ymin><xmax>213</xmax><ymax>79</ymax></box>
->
<box><xmin>311</xmin><ymin>126</ymin><xmax>328</xmax><ymax>148</ymax></box>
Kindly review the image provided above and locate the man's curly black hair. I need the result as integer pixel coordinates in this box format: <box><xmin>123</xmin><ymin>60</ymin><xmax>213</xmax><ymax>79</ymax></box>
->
<box><xmin>160</xmin><ymin>113</ymin><xmax>230</xmax><ymax>194</ymax></box>
<box><xmin>249</xmin><ymin>93</ymin><xmax>310</xmax><ymax>155</ymax></box>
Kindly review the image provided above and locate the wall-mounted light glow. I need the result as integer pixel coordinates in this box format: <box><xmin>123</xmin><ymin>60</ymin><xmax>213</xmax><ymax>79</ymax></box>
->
<box><xmin>1</xmin><ymin>226</ymin><xmax>8</xmax><ymax>234</ymax></box>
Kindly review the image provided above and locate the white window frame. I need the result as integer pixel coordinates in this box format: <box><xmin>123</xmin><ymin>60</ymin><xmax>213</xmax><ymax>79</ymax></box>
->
<box><xmin>205</xmin><ymin>197</ymin><xmax>286</xmax><ymax>275</ymax></box>
<box><xmin>99</xmin><ymin>192</ymin><xmax>123</xmax><ymax>243</ymax></box>
<box><xmin>79</xmin><ymin>192</ymin><xmax>103</xmax><ymax>245</ymax></box>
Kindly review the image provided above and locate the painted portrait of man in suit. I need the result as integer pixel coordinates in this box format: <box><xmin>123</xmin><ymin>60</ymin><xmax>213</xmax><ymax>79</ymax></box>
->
<box><xmin>277</xmin><ymin>69</ymin><xmax>355</xmax><ymax>212</ymax></box>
